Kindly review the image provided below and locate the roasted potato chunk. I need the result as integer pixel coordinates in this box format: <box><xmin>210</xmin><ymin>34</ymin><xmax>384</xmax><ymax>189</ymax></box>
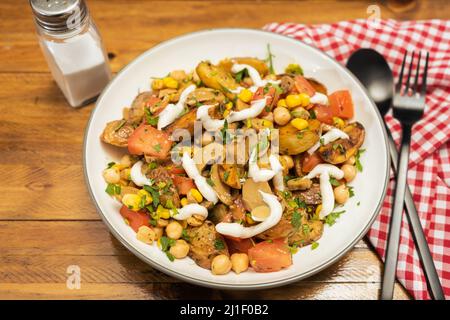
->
<box><xmin>219</xmin><ymin>164</ymin><xmax>243</xmax><ymax>189</ymax></box>
<box><xmin>279</xmin><ymin>120</ymin><xmax>321</xmax><ymax>155</ymax></box>
<box><xmin>219</xmin><ymin>57</ymin><xmax>269</xmax><ymax>77</ymax></box>
<box><xmin>186</xmin><ymin>88</ymin><xmax>225</xmax><ymax>106</ymax></box>
<box><xmin>210</xmin><ymin>164</ymin><xmax>233</xmax><ymax>206</ymax></box>
<box><xmin>288</xmin><ymin>217</ymin><xmax>324</xmax><ymax>247</ymax></box>
<box><xmin>196</xmin><ymin>61</ymin><xmax>238</xmax><ymax>99</ymax></box>
<box><xmin>318</xmin><ymin>122</ymin><xmax>365</xmax><ymax>164</ymax></box>
<box><xmin>187</xmin><ymin>220</ymin><xmax>229</xmax><ymax>269</ymax></box>
<box><xmin>127</xmin><ymin>91</ymin><xmax>153</xmax><ymax>124</ymax></box>
<box><xmin>166</xmin><ymin>108</ymin><xmax>197</xmax><ymax>137</ymax></box>
<box><xmin>101</xmin><ymin>120</ymin><xmax>135</xmax><ymax>147</ymax></box>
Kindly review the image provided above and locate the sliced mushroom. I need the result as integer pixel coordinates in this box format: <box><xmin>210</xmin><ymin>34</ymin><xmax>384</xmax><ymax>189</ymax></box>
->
<box><xmin>210</xmin><ymin>164</ymin><xmax>233</xmax><ymax>205</ymax></box>
<box><xmin>186</xmin><ymin>88</ymin><xmax>225</xmax><ymax>106</ymax></box>
<box><xmin>318</xmin><ymin>122</ymin><xmax>365</xmax><ymax>164</ymax></box>
<box><xmin>101</xmin><ymin>120</ymin><xmax>135</xmax><ymax>147</ymax></box>
<box><xmin>242</xmin><ymin>178</ymin><xmax>272</xmax><ymax>211</ymax></box>
<box><xmin>210</xmin><ymin>203</ymin><xmax>232</xmax><ymax>224</ymax></box>
<box><xmin>280</xmin><ymin>75</ymin><xmax>295</xmax><ymax>93</ymax></box>
<box><xmin>287</xmin><ymin>177</ymin><xmax>312</xmax><ymax>191</ymax></box>
<box><xmin>128</xmin><ymin>91</ymin><xmax>153</xmax><ymax>124</ymax></box>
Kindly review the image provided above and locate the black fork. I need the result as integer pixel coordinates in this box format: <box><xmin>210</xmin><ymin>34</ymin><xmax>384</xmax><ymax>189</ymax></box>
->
<box><xmin>381</xmin><ymin>51</ymin><xmax>433</xmax><ymax>300</ymax></box>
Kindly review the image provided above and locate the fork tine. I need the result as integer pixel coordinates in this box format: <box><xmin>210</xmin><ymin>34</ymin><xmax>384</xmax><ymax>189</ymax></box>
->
<box><xmin>413</xmin><ymin>51</ymin><xmax>422</xmax><ymax>94</ymax></box>
<box><xmin>396</xmin><ymin>51</ymin><xmax>408</xmax><ymax>93</ymax></box>
<box><xmin>421</xmin><ymin>52</ymin><xmax>429</xmax><ymax>96</ymax></box>
<box><xmin>404</xmin><ymin>51</ymin><xmax>415</xmax><ymax>93</ymax></box>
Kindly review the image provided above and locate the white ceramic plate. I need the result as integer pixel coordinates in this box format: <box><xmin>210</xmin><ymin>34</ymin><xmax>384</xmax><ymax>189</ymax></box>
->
<box><xmin>83</xmin><ymin>29</ymin><xmax>389</xmax><ymax>289</ymax></box>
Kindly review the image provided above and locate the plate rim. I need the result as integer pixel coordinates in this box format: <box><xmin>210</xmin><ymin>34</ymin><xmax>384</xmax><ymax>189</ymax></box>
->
<box><xmin>83</xmin><ymin>27</ymin><xmax>390</xmax><ymax>290</ymax></box>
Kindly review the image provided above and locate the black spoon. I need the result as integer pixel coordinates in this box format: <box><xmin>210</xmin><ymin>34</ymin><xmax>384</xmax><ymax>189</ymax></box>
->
<box><xmin>346</xmin><ymin>48</ymin><xmax>445</xmax><ymax>300</ymax></box>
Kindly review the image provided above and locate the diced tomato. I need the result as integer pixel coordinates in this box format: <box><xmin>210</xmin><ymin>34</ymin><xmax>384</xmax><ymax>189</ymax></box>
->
<box><xmin>119</xmin><ymin>205</ymin><xmax>150</xmax><ymax>232</ymax></box>
<box><xmin>225</xmin><ymin>237</ymin><xmax>255</xmax><ymax>255</ymax></box>
<box><xmin>313</xmin><ymin>104</ymin><xmax>334</xmax><ymax>125</ymax></box>
<box><xmin>329</xmin><ymin>90</ymin><xmax>354</xmax><ymax>119</ymax></box>
<box><xmin>127</xmin><ymin>124</ymin><xmax>173</xmax><ymax>159</ymax></box>
<box><xmin>166</xmin><ymin>164</ymin><xmax>185</xmax><ymax>175</ymax></box>
<box><xmin>248</xmin><ymin>239</ymin><xmax>292</xmax><ymax>273</ymax></box>
<box><xmin>293</xmin><ymin>76</ymin><xmax>316</xmax><ymax>96</ymax></box>
<box><xmin>172</xmin><ymin>175</ymin><xmax>195</xmax><ymax>195</ymax></box>
<box><xmin>302</xmin><ymin>152</ymin><xmax>323</xmax><ymax>173</ymax></box>
<box><xmin>252</xmin><ymin>86</ymin><xmax>278</xmax><ymax>116</ymax></box>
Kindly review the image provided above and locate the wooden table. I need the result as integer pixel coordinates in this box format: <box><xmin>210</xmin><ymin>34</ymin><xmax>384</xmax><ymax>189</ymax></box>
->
<box><xmin>1</xmin><ymin>0</ymin><xmax>447</xmax><ymax>300</ymax></box>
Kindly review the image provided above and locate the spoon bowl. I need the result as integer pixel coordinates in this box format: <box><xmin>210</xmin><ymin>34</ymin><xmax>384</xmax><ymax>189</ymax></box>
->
<box><xmin>347</xmin><ymin>48</ymin><xmax>394</xmax><ymax>116</ymax></box>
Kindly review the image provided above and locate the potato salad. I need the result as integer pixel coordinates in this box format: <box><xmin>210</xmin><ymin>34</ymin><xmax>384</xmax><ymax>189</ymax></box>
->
<box><xmin>101</xmin><ymin>53</ymin><xmax>365</xmax><ymax>275</ymax></box>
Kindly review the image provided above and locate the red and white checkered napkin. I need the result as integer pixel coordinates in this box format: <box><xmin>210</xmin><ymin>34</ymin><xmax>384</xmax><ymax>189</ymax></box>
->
<box><xmin>264</xmin><ymin>19</ymin><xmax>450</xmax><ymax>299</ymax></box>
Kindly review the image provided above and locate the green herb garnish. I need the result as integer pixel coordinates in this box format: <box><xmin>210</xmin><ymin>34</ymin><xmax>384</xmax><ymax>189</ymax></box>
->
<box><xmin>214</xmin><ymin>239</ymin><xmax>225</xmax><ymax>250</ymax></box>
<box><xmin>329</xmin><ymin>177</ymin><xmax>340</xmax><ymax>187</ymax></box>
<box><xmin>266</xmin><ymin>44</ymin><xmax>275</xmax><ymax>74</ymax></box>
<box><xmin>355</xmin><ymin>149</ymin><xmax>366</xmax><ymax>172</ymax></box>
<box><xmin>291</xmin><ymin>210</ymin><xmax>302</xmax><ymax>229</ymax></box>
<box><xmin>285</xmin><ymin>63</ymin><xmax>304</xmax><ymax>75</ymax></box>
<box><xmin>325</xmin><ymin>210</ymin><xmax>346</xmax><ymax>226</ymax></box>
<box><xmin>105</xmin><ymin>183</ymin><xmax>121</xmax><ymax>196</ymax></box>
<box><xmin>311</xmin><ymin>241</ymin><xmax>319</xmax><ymax>250</ymax></box>
<box><xmin>153</xmin><ymin>143</ymin><xmax>161</xmax><ymax>153</ymax></box>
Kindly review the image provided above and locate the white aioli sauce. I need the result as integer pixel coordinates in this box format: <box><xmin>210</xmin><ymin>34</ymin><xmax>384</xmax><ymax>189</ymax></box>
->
<box><xmin>306</xmin><ymin>164</ymin><xmax>344</xmax><ymax>218</ymax></box>
<box><xmin>310</xmin><ymin>92</ymin><xmax>329</xmax><ymax>105</ymax></box>
<box><xmin>130</xmin><ymin>161</ymin><xmax>153</xmax><ymax>187</ymax></box>
<box><xmin>196</xmin><ymin>98</ymin><xmax>267</xmax><ymax>131</ymax></box>
<box><xmin>157</xmin><ymin>84</ymin><xmax>196</xmax><ymax>130</ymax></box>
<box><xmin>248</xmin><ymin>149</ymin><xmax>283</xmax><ymax>182</ymax></box>
<box><xmin>181</xmin><ymin>152</ymin><xmax>218</xmax><ymax>203</ymax></box>
<box><xmin>215</xmin><ymin>191</ymin><xmax>282</xmax><ymax>238</ymax></box>
<box><xmin>307</xmin><ymin>128</ymin><xmax>349</xmax><ymax>155</ymax></box>
<box><xmin>230</xmin><ymin>64</ymin><xmax>280</xmax><ymax>94</ymax></box>
<box><xmin>170</xmin><ymin>203</ymin><xmax>208</xmax><ymax>220</ymax></box>
<box><xmin>273</xmin><ymin>171</ymin><xmax>285</xmax><ymax>192</ymax></box>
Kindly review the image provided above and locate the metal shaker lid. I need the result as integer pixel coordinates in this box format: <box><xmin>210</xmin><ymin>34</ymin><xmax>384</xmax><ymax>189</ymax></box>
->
<box><xmin>29</xmin><ymin>0</ymin><xmax>88</xmax><ymax>33</ymax></box>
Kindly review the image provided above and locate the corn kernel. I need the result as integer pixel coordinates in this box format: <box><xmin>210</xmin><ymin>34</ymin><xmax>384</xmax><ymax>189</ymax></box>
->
<box><xmin>189</xmin><ymin>189</ymin><xmax>203</xmax><ymax>203</ymax></box>
<box><xmin>286</xmin><ymin>94</ymin><xmax>302</xmax><ymax>108</ymax></box>
<box><xmin>315</xmin><ymin>204</ymin><xmax>322</xmax><ymax>216</ymax></box>
<box><xmin>156</xmin><ymin>205</ymin><xmax>171</xmax><ymax>219</ymax></box>
<box><xmin>299</xmin><ymin>93</ymin><xmax>311</xmax><ymax>107</ymax></box>
<box><xmin>225</xmin><ymin>102</ymin><xmax>233</xmax><ymax>110</ymax></box>
<box><xmin>122</xmin><ymin>194</ymin><xmax>141</xmax><ymax>211</ymax></box>
<box><xmin>151</xmin><ymin>78</ymin><xmax>164</xmax><ymax>90</ymax></box>
<box><xmin>290</xmin><ymin>118</ymin><xmax>309</xmax><ymax>131</ymax></box>
<box><xmin>333</xmin><ymin>116</ymin><xmax>345</xmax><ymax>128</ymax></box>
<box><xmin>277</xmin><ymin>99</ymin><xmax>287</xmax><ymax>108</ymax></box>
<box><xmin>137</xmin><ymin>189</ymin><xmax>153</xmax><ymax>205</ymax></box>
<box><xmin>246</xmin><ymin>119</ymin><xmax>252</xmax><ymax>128</ymax></box>
<box><xmin>162</xmin><ymin>77</ymin><xmax>178</xmax><ymax>89</ymax></box>
<box><xmin>223</xmin><ymin>109</ymin><xmax>230</xmax><ymax>117</ymax></box>
<box><xmin>180</xmin><ymin>197</ymin><xmax>189</xmax><ymax>207</ymax></box>
<box><xmin>238</xmin><ymin>89</ymin><xmax>253</xmax><ymax>103</ymax></box>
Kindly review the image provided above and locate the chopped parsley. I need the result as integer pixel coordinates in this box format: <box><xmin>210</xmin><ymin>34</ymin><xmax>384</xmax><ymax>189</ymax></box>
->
<box><xmin>320</xmin><ymin>138</ymin><xmax>325</xmax><ymax>146</ymax></box>
<box><xmin>266</xmin><ymin>44</ymin><xmax>275</xmax><ymax>74</ymax></box>
<box><xmin>114</xmin><ymin>119</ymin><xmax>126</xmax><ymax>132</ymax></box>
<box><xmin>221</xmin><ymin>120</ymin><xmax>231</xmax><ymax>144</ymax></box>
<box><xmin>105</xmin><ymin>183</ymin><xmax>121</xmax><ymax>196</ymax></box>
<box><xmin>145</xmin><ymin>108</ymin><xmax>159</xmax><ymax>126</ymax></box>
<box><xmin>329</xmin><ymin>177</ymin><xmax>340</xmax><ymax>187</ymax></box>
<box><xmin>285</xmin><ymin>63</ymin><xmax>304</xmax><ymax>75</ymax></box>
<box><xmin>291</xmin><ymin>210</ymin><xmax>302</xmax><ymax>229</ymax></box>
<box><xmin>143</xmin><ymin>185</ymin><xmax>160</xmax><ymax>208</ymax></box>
<box><xmin>348</xmin><ymin>186</ymin><xmax>355</xmax><ymax>198</ymax></box>
<box><xmin>153</xmin><ymin>143</ymin><xmax>161</xmax><ymax>153</ymax></box>
<box><xmin>311</xmin><ymin>241</ymin><xmax>319</xmax><ymax>250</ymax></box>
<box><xmin>214</xmin><ymin>239</ymin><xmax>225</xmax><ymax>250</ymax></box>
<box><xmin>355</xmin><ymin>149</ymin><xmax>366</xmax><ymax>172</ymax></box>
<box><xmin>309</xmin><ymin>110</ymin><xmax>317</xmax><ymax>119</ymax></box>
<box><xmin>223</xmin><ymin>171</ymin><xmax>230</xmax><ymax>182</ymax></box>
<box><xmin>302</xmin><ymin>224</ymin><xmax>311</xmax><ymax>235</ymax></box>
<box><xmin>234</xmin><ymin>68</ymin><xmax>248</xmax><ymax>83</ymax></box>
<box><xmin>325</xmin><ymin>210</ymin><xmax>346</xmax><ymax>226</ymax></box>
<box><xmin>107</xmin><ymin>162</ymin><xmax>116</xmax><ymax>169</ymax></box>
<box><xmin>160</xmin><ymin>236</ymin><xmax>176</xmax><ymax>252</ymax></box>
<box><xmin>206</xmin><ymin>178</ymin><xmax>215</xmax><ymax>187</ymax></box>
<box><xmin>181</xmin><ymin>229</ymin><xmax>190</xmax><ymax>242</ymax></box>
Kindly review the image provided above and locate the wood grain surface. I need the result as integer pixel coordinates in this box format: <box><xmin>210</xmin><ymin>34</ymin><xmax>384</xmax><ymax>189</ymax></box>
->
<box><xmin>1</xmin><ymin>0</ymin><xmax>447</xmax><ymax>300</ymax></box>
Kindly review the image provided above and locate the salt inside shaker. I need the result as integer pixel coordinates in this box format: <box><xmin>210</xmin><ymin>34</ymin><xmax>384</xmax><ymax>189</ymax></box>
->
<box><xmin>30</xmin><ymin>0</ymin><xmax>112</xmax><ymax>107</ymax></box>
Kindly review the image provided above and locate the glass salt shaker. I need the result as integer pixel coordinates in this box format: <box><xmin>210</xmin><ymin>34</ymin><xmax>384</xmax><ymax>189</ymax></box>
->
<box><xmin>29</xmin><ymin>0</ymin><xmax>112</xmax><ymax>107</ymax></box>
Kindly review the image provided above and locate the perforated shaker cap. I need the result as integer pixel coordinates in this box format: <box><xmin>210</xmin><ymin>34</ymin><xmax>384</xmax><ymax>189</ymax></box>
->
<box><xmin>29</xmin><ymin>0</ymin><xmax>88</xmax><ymax>33</ymax></box>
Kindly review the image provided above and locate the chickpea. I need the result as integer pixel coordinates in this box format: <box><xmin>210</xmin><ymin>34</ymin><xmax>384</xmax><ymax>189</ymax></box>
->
<box><xmin>120</xmin><ymin>154</ymin><xmax>132</xmax><ymax>167</ymax></box>
<box><xmin>231</xmin><ymin>253</ymin><xmax>249</xmax><ymax>274</ymax></box>
<box><xmin>281</xmin><ymin>155</ymin><xmax>294</xmax><ymax>169</ymax></box>
<box><xmin>211</xmin><ymin>254</ymin><xmax>232</xmax><ymax>275</ymax></box>
<box><xmin>273</xmin><ymin>106</ymin><xmax>291</xmax><ymax>126</ymax></box>
<box><xmin>261</xmin><ymin>112</ymin><xmax>274</xmax><ymax>122</ymax></box>
<box><xmin>342</xmin><ymin>164</ymin><xmax>357</xmax><ymax>182</ymax></box>
<box><xmin>153</xmin><ymin>227</ymin><xmax>164</xmax><ymax>240</ymax></box>
<box><xmin>165</xmin><ymin>221</ymin><xmax>183</xmax><ymax>240</ymax></box>
<box><xmin>291</xmin><ymin>106</ymin><xmax>310</xmax><ymax>120</ymax></box>
<box><xmin>334</xmin><ymin>184</ymin><xmax>350</xmax><ymax>204</ymax></box>
<box><xmin>136</xmin><ymin>226</ymin><xmax>156</xmax><ymax>244</ymax></box>
<box><xmin>156</xmin><ymin>218</ymin><xmax>169</xmax><ymax>228</ymax></box>
<box><xmin>103</xmin><ymin>167</ymin><xmax>120</xmax><ymax>184</ymax></box>
<box><xmin>169</xmin><ymin>239</ymin><xmax>190</xmax><ymax>259</ymax></box>
<box><xmin>345</xmin><ymin>156</ymin><xmax>356</xmax><ymax>165</ymax></box>
<box><xmin>202</xmin><ymin>131</ymin><xmax>214</xmax><ymax>146</ymax></box>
